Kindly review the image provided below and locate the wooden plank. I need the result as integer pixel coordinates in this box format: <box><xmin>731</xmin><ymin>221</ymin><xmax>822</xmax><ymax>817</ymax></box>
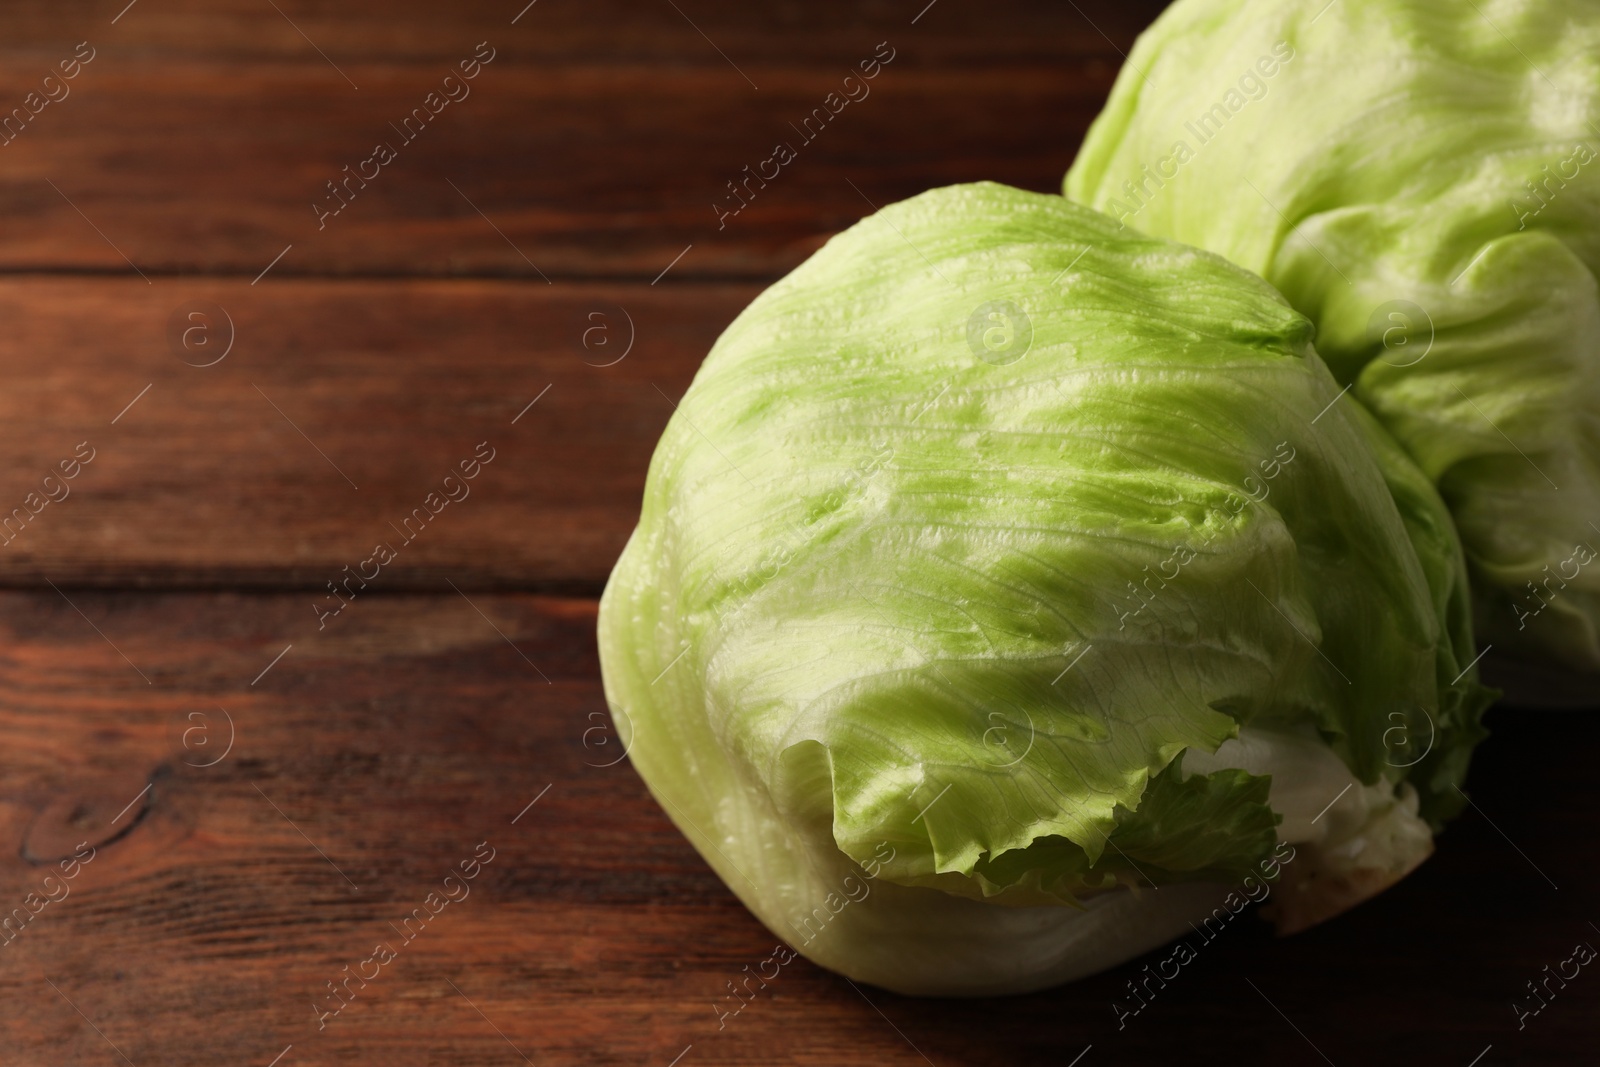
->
<box><xmin>0</xmin><ymin>0</ymin><xmax>1166</xmax><ymax>280</ymax></box>
<box><xmin>0</xmin><ymin>276</ymin><xmax>735</xmax><ymax>590</ymax></box>
<box><xmin>0</xmin><ymin>0</ymin><xmax>1167</xmax><ymax>60</ymax></box>
<box><xmin>1</xmin><ymin>3</ymin><xmax>1592</xmax><ymax>1060</ymax></box>
<box><xmin>0</xmin><ymin>590</ymin><xmax>1593</xmax><ymax>1065</ymax></box>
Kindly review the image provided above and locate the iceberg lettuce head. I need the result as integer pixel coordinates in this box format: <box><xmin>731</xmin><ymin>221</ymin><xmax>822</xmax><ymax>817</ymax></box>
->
<box><xmin>1066</xmin><ymin>0</ymin><xmax>1600</xmax><ymax>672</ymax></box>
<box><xmin>598</xmin><ymin>183</ymin><xmax>1491</xmax><ymax>995</ymax></box>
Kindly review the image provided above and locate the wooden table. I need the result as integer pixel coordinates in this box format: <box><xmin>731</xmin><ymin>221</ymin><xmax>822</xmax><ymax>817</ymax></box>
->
<box><xmin>1</xmin><ymin>2</ymin><xmax>1594</xmax><ymax>1064</ymax></box>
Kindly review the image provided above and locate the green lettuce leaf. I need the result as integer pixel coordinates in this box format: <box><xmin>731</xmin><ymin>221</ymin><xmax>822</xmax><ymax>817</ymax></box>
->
<box><xmin>1066</xmin><ymin>0</ymin><xmax>1600</xmax><ymax>671</ymax></box>
<box><xmin>599</xmin><ymin>182</ymin><xmax>1489</xmax><ymax>993</ymax></box>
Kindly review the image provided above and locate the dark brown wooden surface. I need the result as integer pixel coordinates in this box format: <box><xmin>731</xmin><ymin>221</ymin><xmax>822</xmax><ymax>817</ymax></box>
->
<box><xmin>0</xmin><ymin>592</ymin><xmax>1595</xmax><ymax>1066</ymax></box>
<box><xmin>0</xmin><ymin>0</ymin><xmax>1160</xmax><ymax>280</ymax></box>
<box><xmin>1</xmin><ymin>2</ymin><xmax>1595</xmax><ymax>1065</ymax></box>
<box><xmin>0</xmin><ymin>277</ymin><xmax>736</xmax><ymax>590</ymax></box>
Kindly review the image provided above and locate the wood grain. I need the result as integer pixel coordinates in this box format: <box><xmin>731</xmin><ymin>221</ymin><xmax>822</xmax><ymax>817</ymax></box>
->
<box><xmin>2</xmin><ymin>3</ymin><xmax>1597</xmax><ymax>1065</ymax></box>
<box><xmin>0</xmin><ymin>276</ymin><xmax>739</xmax><ymax>590</ymax></box>
<box><xmin>0</xmin><ymin>590</ymin><xmax>1592</xmax><ymax>1067</ymax></box>
<box><xmin>0</xmin><ymin>0</ymin><xmax>1164</xmax><ymax>281</ymax></box>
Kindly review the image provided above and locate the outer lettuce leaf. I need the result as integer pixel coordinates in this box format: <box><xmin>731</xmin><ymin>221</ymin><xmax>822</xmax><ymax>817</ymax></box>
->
<box><xmin>1341</xmin><ymin>399</ymin><xmax>1495</xmax><ymax>824</ymax></box>
<box><xmin>1103</xmin><ymin>761</ymin><xmax>1281</xmax><ymax>879</ymax></box>
<box><xmin>1065</xmin><ymin>0</ymin><xmax>1600</xmax><ymax>671</ymax></box>
<box><xmin>598</xmin><ymin>183</ymin><xmax>1488</xmax><ymax>993</ymax></box>
<box><xmin>891</xmin><ymin>759</ymin><xmax>1280</xmax><ymax>906</ymax></box>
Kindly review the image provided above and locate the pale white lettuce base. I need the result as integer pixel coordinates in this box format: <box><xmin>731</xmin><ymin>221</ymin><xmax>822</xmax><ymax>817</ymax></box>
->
<box><xmin>791</xmin><ymin>875</ymin><xmax>1234</xmax><ymax>997</ymax></box>
<box><xmin>614</xmin><ymin>617</ymin><xmax>1439</xmax><ymax>995</ymax></box>
<box><xmin>1189</xmin><ymin>725</ymin><xmax>1435</xmax><ymax>934</ymax></box>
